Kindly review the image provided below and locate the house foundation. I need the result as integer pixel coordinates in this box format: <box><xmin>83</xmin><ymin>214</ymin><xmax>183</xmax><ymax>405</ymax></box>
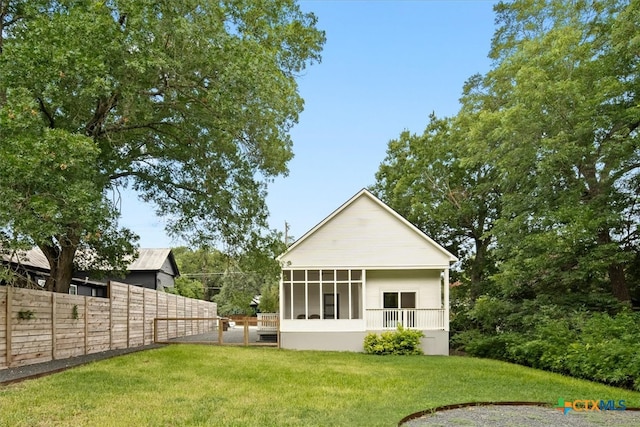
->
<box><xmin>280</xmin><ymin>330</ymin><xmax>449</xmax><ymax>355</ymax></box>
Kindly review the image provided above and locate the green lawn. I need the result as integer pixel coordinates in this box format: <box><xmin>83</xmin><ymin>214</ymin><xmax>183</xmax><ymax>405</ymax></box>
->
<box><xmin>1</xmin><ymin>345</ymin><xmax>639</xmax><ymax>426</ymax></box>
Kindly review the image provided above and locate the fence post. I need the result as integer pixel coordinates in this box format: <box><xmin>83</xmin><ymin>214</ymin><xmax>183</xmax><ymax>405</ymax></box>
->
<box><xmin>243</xmin><ymin>318</ymin><xmax>249</xmax><ymax>346</ymax></box>
<box><xmin>142</xmin><ymin>288</ymin><xmax>146</xmax><ymax>345</ymax></box>
<box><xmin>51</xmin><ymin>292</ymin><xmax>57</xmax><ymax>360</ymax></box>
<box><xmin>84</xmin><ymin>296</ymin><xmax>88</xmax><ymax>355</ymax></box>
<box><xmin>127</xmin><ymin>286</ymin><xmax>131</xmax><ymax>348</ymax></box>
<box><xmin>218</xmin><ymin>318</ymin><xmax>223</xmax><ymax>344</ymax></box>
<box><xmin>6</xmin><ymin>286</ymin><xmax>12</xmax><ymax>367</ymax></box>
<box><xmin>156</xmin><ymin>290</ymin><xmax>159</xmax><ymax>342</ymax></box>
<box><xmin>153</xmin><ymin>318</ymin><xmax>158</xmax><ymax>343</ymax></box>
<box><xmin>109</xmin><ymin>282</ymin><xmax>114</xmax><ymax>350</ymax></box>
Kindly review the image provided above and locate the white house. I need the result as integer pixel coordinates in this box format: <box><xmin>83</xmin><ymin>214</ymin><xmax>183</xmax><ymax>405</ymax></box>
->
<box><xmin>277</xmin><ymin>189</ymin><xmax>458</xmax><ymax>355</ymax></box>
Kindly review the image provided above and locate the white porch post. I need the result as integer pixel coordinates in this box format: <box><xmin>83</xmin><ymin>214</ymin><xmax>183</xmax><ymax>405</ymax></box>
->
<box><xmin>319</xmin><ymin>269</ymin><xmax>323</xmax><ymax>319</ymax></box>
<box><xmin>289</xmin><ymin>272</ymin><xmax>294</xmax><ymax>321</ymax></box>
<box><xmin>279</xmin><ymin>271</ymin><xmax>284</xmax><ymax>322</ymax></box>
<box><xmin>362</xmin><ymin>269</ymin><xmax>367</xmax><ymax>322</ymax></box>
<box><xmin>304</xmin><ymin>270</ymin><xmax>309</xmax><ymax>318</ymax></box>
<box><xmin>348</xmin><ymin>270</ymin><xmax>352</xmax><ymax>320</ymax></box>
<box><xmin>443</xmin><ymin>268</ymin><xmax>450</xmax><ymax>331</ymax></box>
<box><xmin>333</xmin><ymin>271</ymin><xmax>337</xmax><ymax>320</ymax></box>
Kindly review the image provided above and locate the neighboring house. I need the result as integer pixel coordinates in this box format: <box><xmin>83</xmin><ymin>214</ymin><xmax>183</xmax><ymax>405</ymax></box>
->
<box><xmin>77</xmin><ymin>248</ymin><xmax>179</xmax><ymax>292</ymax></box>
<box><xmin>2</xmin><ymin>248</ymin><xmax>179</xmax><ymax>296</ymax></box>
<box><xmin>277</xmin><ymin>189</ymin><xmax>458</xmax><ymax>355</ymax></box>
<box><xmin>1</xmin><ymin>247</ymin><xmax>108</xmax><ymax>297</ymax></box>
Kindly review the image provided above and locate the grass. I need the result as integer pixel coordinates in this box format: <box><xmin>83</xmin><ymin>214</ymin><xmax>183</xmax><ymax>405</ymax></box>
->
<box><xmin>1</xmin><ymin>345</ymin><xmax>639</xmax><ymax>426</ymax></box>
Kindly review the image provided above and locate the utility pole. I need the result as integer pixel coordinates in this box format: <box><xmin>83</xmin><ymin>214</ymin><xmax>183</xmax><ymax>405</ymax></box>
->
<box><xmin>284</xmin><ymin>221</ymin><xmax>290</xmax><ymax>246</ymax></box>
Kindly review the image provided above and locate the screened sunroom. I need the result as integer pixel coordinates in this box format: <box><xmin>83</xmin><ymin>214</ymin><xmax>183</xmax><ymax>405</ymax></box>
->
<box><xmin>281</xmin><ymin>269</ymin><xmax>363</xmax><ymax>321</ymax></box>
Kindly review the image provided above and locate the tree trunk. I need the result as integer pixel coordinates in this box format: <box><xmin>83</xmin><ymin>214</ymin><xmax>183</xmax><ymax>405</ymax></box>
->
<box><xmin>597</xmin><ymin>230</ymin><xmax>630</xmax><ymax>303</ymax></box>
<box><xmin>609</xmin><ymin>262</ymin><xmax>630</xmax><ymax>303</ymax></box>
<box><xmin>470</xmin><ymin>237</ymin><xmax>489</xmax><ymax>302</ymax></box>
<box><xmin>40</xmin><ymin>241</ymin><xmax>78</xmax><ymax>294</ymax></box>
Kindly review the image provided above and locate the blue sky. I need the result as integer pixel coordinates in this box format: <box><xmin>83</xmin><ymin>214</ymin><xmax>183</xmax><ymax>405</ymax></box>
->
<box><xmin>121</xmin><ymin>0</ymin><xmax>499</xmax><ymax>248</ymax></box>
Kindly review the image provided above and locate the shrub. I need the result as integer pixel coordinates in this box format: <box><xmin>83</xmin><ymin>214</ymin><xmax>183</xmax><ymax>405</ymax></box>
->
<box><xmin>454</xmin><ymin>330</ymin><xmax>521</xmax><ymax>360</ymax></box>
<box><xmin>562</xmin><ymin>311</ymin><xmax>640</xmax><ymax>391</ymax></box>
<box><xmin>457</xmin><ymin>308</ymin><xmax>640</xmax><ymax>391</ymax></box>
<box><xmin>364</xmin><ymin>325</ymin><xmax>424</xmax><ymax>355</ymax></box>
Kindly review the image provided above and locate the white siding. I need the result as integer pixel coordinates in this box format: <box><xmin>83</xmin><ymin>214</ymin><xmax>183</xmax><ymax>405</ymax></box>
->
<box><xmin>280</xmin><ymin>195</ymin><xmax>452</xmax><ymax>268</ymax></box>
<box><xmin>366</xmin><ymin>270</ymin><xmax>441</xmax><ymax>310</ymax></box>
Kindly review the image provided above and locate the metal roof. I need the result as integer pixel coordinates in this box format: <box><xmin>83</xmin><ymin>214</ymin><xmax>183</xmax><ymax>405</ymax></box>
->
<box><xmin>3</xmin><ymin>247</ymin><xmax>175</xmax><ymax>273</ymax></box>
<box><xmin>128</xmin><ymin>248</ymin><xmax>173</xmax><ymax>271</ymax></box>
<box><xmin>2</xmin><ymin>247</ymin><xmax>50</xmax><ymax>270</ymax></box>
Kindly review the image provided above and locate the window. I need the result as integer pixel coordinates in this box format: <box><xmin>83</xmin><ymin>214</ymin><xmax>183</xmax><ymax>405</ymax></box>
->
<box><xmin>401</xmin><ymin>292</ymin><xmax>416</xmax><ymax>309</ymax></box>
<box><xmin>383</xmin><ymin>292</ymin><xmax>416</xmax><ymax>327</ymax></box>
<box><xmin>69</xmin><ymin>284</ymin><xmax>78</xmax><ymax>295</ymax></box>
<box><xmin>383</xmin><ymin>292</ymin><xmax>416</xmax><ymax>309</ymax></box>
<box><xmin>383</xmin><ymin>292</ymin><xmax>398</xmax><ymax>309</ymax></box>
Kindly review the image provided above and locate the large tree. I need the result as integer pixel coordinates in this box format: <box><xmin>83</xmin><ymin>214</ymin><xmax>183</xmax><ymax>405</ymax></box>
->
<box><xmin>0</xmin><ymin>0</ymin><xmax>324</xmax><ymax>293</ymax></box>
<box><xmin>486</xmin><ymin>0</ymin><xmax>640</xmax><ymax>303</ymax></box>
<box><xmin>373</xmin><ymin>112</ymin><xmax>501</xmax><ymax>301</ymax></box>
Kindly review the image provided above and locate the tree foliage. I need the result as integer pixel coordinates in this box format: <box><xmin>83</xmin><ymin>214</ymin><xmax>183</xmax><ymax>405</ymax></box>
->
<box><xmin>167</xmin><ymin>276</ymin><xmax>205</xmax><ymax>300</ymax></box>
<box><xmin>258</xmin><ymin>282</ymin><xmax>279</xmax><ymax>313</ymax></box>
<box><xmin>372</xmin><ymin>112</ymin><xmax>501</xmax><ymax>300</ymax></box>
<box><xmin>0</xmin><ymin>0</ymin><xmax>324</xmax><ymax>293</ymax></box>
<box><xmin>0</xmin><ymin>90</ymin><xmax>138</xmax><ymax>289</ymax></box>
<box><xmin>375</xmin><ymin>0</ymin><xmax>639</xmax><ymax>305</ymax></box>
<box><xmin>172</xmin><ymin>246</ymin><xmax>228</xmax><ymax>300</ymax></box>
<box><xmin>486</xmin><ymin>0</ymin><xmax>640</xmax><ymax>304</ymax></box>
<box><xmin>214</xmin><ymin>231</ymin><xmax>286</xmax><ymax>315</ymax></box>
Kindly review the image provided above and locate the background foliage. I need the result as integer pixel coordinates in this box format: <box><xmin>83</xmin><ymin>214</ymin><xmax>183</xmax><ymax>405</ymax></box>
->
<box><xmin>170</xmin><ymin>231</ymin><xmax>285</xmax><ymax>315</ymax></box>
<box><xmin>373</xmin><ymin>0</ymin><xmax>640</xmax><ymax>389</ymax></box>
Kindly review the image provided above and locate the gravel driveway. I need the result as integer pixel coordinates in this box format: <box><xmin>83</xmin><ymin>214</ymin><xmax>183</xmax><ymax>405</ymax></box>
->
<box><xmin>401</xmin><ymin>404</ymin><xmax>640</xmax><ymax>426</ymax></box>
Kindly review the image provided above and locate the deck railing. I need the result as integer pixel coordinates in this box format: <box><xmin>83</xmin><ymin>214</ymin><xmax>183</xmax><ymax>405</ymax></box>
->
<box><xmin>365</xmin><ymin>309</ymin><xmax>445</xmax><ymax>330</ymax></box>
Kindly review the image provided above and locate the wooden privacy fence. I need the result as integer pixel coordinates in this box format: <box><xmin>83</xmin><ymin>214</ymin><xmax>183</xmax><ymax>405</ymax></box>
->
<box><xmin>0</xmin><ymin>281</ymin><xmax>217</xmax><ymax>369</ymax></box>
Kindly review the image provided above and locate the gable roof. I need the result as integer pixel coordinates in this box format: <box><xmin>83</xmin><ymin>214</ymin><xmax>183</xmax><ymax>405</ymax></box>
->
<box><xmin>278</xmin><ymin>189</ymin><xmax>457</xmax><ymax>267</ymax></box>
<box><xmin>128</xmin><ymin>248</ymin><xmax>178</xmax><ymax>273</ymax></box>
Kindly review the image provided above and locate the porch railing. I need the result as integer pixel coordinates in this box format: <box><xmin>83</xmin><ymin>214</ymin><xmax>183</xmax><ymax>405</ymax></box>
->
<box><xmin>257</xmin><ymin>312</ymin><xmax>279</xmax><ymax>332</ymax></box>
<box><xmin>365</xmin><ymin>309</ymin><xmax>445</xmax><ymax>330</ymax></box>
